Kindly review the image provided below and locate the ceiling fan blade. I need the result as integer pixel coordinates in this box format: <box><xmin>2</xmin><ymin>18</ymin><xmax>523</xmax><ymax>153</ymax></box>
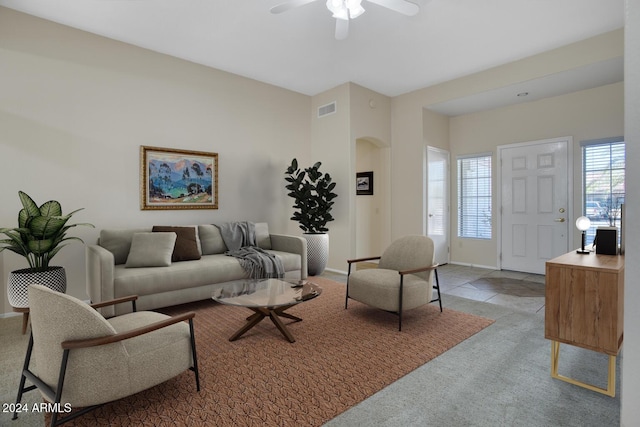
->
<box><xmin>270</xmin><ymin>0</ymin><xmax>319</xmax><ymax>14</ymax></box>
<box><xmin>366</xmin><ymin>0</ymin><xmax>419</xmax><ymax>16</ymax></box>
<box><xmin>335</xmin><ymin>18</ymin><xmax>349</xmax><ymax>40</ymax></box>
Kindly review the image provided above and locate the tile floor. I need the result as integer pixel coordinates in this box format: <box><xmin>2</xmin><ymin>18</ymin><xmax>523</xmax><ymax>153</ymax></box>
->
<box><xmin>321</xmin><ymin>263</ymin><xmax>546</xmax><ymax>315</ymax></box>
<box><xmin>435</xmin><ymin>264</ymin><xmax>546</xmax><ymax>314</ymax></box>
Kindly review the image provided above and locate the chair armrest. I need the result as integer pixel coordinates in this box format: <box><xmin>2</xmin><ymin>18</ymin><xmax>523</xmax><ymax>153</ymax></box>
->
<box><xmin>270</xmin><ymin>234</ymin><xmax>308</xmax><ymax>279</ymax></box>
<box><xmin>398</xmin><ymin>264</ymin><xmax>439</xmax><ymax>276</ymax></box>
<box><xmin>347</xmin><ymin>256</ymin><xmax>381</xmax><ymax>264</ymax></box>
<box><xmin>61</xmin><ymin>311</ymin><xmax>196</xmax><ymax>350</ymax></box>
<box><xmin>90</xmin><ymin>295</ymin><xmax>138</xmax><ymax>311</ymax></box>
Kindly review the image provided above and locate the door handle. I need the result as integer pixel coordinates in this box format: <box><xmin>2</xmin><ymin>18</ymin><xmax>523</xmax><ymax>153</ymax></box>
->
<box><xmin>555</xmin><ymin>218</ymin><xmax>566</xmax><ymax>222</ymax></box>
<box><xmin>428</xmin><ymin>213</ymin><xmax>434</xmax><ymax>218</ymax></box>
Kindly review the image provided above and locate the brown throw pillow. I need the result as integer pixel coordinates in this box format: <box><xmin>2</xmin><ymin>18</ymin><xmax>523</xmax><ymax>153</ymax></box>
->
<box><xmin>152</xmin><ymin>226</ymin><xmax>201</xmax><ymax>262</ymax></box>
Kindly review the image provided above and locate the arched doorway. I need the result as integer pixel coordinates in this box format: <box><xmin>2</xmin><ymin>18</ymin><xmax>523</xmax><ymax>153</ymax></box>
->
<box><xmin>355</xmin><ymin>137</ymin><xmax>390</xmax><ymax>258</ymax></box>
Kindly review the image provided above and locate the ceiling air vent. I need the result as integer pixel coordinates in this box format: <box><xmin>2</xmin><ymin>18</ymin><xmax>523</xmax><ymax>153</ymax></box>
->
<box><xmin>317</xmin><ymin>101</ymin><xmax>337</xmax><ymax>118</ymax></box>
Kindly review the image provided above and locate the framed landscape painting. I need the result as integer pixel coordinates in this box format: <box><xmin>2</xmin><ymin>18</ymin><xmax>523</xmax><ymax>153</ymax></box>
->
<box><xmin>140</xmin><ymin>146</ymin><xmax>218</xmax><ymax>210</ymax></box>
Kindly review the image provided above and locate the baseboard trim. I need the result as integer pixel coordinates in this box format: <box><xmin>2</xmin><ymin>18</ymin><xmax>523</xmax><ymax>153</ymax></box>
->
<box><xmin>1</xmin><ymin>312</ymin><xmax>21</xmax><ymax>319</ymax></box>
<box><xmin>323</xmin><ymin>267</ymin><xmax>348</xmax><ymax>275</ymax></box>
<box><xmin>449</xmin><ymin>261</ymin><xmax>498</xmax><ymax>271</ymax></box>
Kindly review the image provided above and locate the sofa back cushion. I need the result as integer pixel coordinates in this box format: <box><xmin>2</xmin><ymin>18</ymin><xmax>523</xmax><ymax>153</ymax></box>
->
<box><xmin>198</xmin><ymin>222</ymin><xmax>272</xmax><ymax>255</ymax></box>
<box><xmin>255</xmin><ymin>222</ymin><xmax>272</xmax><ymax>250</ymax></box>
<box><xmin>198</xmin><ymin>225</ymin><xmax>227</xmax><ymax>255</ymax></box>
<box><xmin>102</xmin><ymin>223</ymin><xmax>272</xmax><ymax>261</ymax></box>
<box><xmin>100</xmin><ymin>228</ymin><xmax>151</xmax><ymax>265</ymax></box>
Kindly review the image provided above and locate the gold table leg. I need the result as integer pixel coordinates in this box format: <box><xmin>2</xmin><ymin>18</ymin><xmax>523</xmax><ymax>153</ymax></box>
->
<box><xmin>550</xmin><ymin>341</ymin><xmax>616</xmax><ymax>397</ymax></box>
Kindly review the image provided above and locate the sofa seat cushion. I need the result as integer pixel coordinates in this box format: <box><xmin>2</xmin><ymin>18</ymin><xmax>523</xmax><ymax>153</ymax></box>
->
<box><xmin>347</xmin><ymin>268</ymin><xmax>431</xmax><ymax>312</ymax></box>
<box><xmin>265</xmin><ymin>250</ymin><xmax>300</xmax><ymax>272</ymax></box>
<box><xmin>113</xmin><ymin>251</ymin><xmax>300</xmax><ymax>298</ymax></box>
<box><xmin>114</xmin><ymin>254</ymin><xmax>247</xmax><ymax>298</ymax></box>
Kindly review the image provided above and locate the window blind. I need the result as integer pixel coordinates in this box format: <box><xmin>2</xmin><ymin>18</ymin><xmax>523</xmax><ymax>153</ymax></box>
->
<box><xmin>582</xmin><ymin>140</ymin><xmax>625</xmax><ymax>242</ymax></box>
<box><xmin>457</xmin><ymin>155</ymin><xmax>492</xmax><ymax>239</ymax></box>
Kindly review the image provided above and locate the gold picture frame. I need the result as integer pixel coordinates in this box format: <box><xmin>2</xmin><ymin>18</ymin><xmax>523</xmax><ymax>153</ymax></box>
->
<box><xmin>140</xmin><ymin>146</ymin><xmax>218</xmax><ymax>210</ymax></box>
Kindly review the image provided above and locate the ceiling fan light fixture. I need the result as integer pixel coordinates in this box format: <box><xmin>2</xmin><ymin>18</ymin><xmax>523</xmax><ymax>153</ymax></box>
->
<box><xmin>346</xmin><ymin>0</ymin><xmax>365</xmax><ymax>19</ymax></box>
<box><xmin>334</xmin><ymin>8</ymin><xmax>350</xmax><ymax>20</ymax></box>
<box><xmin>326</xmin><ymin>0</ymin><xmax>364</xmax><ymax>20</ymax></box>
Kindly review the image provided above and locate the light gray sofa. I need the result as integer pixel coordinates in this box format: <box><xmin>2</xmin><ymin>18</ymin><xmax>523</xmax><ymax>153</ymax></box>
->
<box><xmin>86</xmin><ymin>223</ymin><xmax>307</xmax><ymax>317</ymax></box>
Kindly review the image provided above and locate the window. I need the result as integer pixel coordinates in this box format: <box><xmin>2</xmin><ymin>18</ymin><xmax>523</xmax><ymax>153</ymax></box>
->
<box><xmin>457</xmin><ymin>154</ymin><xmax>492</xmax><ymax>239</ymax></box>
<box><xmin>582</xmin><ymin>138</ymin><xmax>625</xmax><ymax>242</ymax></box>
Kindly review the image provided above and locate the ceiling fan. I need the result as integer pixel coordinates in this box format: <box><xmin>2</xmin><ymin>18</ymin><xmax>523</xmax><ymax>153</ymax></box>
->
<box><xmin>270</xmin><ymin>0</ymin><xmax>420</xmax><ymax>40</ymax></box>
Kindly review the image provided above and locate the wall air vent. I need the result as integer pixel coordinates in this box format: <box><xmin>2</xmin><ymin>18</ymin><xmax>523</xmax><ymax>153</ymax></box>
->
<box><xmin>317</xmin><ymin>101</ymin><xmax>337</xmax><ymax>118</ymax></box>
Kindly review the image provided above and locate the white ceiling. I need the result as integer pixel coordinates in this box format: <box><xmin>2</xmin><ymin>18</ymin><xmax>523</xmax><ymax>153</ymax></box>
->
<box><xmin>0</xmin><ymin>0</ymin><xmax>625</xmax><ymax>110</ymax></box>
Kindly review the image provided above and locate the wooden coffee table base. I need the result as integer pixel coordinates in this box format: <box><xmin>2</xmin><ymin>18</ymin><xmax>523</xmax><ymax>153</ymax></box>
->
<box><xmin>229</xmin><ymin>305</ymin><xmax>302</xmax><ymax>343</ymax></box>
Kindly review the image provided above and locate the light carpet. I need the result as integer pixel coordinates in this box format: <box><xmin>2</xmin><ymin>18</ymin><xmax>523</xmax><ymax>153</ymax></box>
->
<box><xmin>326</xmin><ymin>294</ymin><xmax>622</xmax><ymax>427</ymax></box>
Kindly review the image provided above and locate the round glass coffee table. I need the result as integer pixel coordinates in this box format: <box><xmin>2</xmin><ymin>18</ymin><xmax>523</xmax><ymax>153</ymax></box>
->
<box><xmin>212</xmin><ymin>278</ymin><xmax>321</xmax><ymax>343</ymax></box>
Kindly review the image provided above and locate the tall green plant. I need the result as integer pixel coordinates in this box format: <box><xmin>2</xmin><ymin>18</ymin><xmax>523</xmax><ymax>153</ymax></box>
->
<box><xmin>0</xmin><ymin>191</ymin><xmax>94</xmax><ymax>270</ymax></box>
<box><xmin>285</xmin><ymin>158</ymin><xmax>338</xmax><ymax>233</ymax></box>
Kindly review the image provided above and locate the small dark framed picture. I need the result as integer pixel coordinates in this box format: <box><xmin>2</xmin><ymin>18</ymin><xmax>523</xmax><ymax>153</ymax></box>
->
<box><xmin>356</xmin><ymin>171</ymin><xmax>374</xmax><ymax>195</ymax></box>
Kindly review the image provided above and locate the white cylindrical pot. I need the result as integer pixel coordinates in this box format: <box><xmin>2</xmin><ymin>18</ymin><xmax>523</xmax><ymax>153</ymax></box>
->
<box><xmin>304</xmin><ymin>233</ymin><xmax>329</xmax><ymax>276</ymax></box>
<box><xmin>8</xmin><ymin>266</ymin><xmax>67</xmax><ymax>308</ymax></box>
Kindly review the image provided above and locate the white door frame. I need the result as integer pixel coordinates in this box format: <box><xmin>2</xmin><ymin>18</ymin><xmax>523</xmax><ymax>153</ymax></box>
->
<box><xmin>496</xmin><ymin>136</ymin><xmax>574</xmax><ymax>271</ymax></box>
<box><xmin>425</xmin><ymin>146</ymin><xmax>450</xmax><ymax>265</ymax></box>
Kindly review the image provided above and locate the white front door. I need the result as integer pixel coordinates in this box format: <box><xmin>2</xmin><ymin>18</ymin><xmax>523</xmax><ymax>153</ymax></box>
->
<box><xmin>426</xmin><ymin>147</ymin><xmax>450</xmax><ymax>265</ymax></box>
<box><xmin>499</xmin><ymin>138</ymin><xmax>571</xmax><ymax>274</ymax></box>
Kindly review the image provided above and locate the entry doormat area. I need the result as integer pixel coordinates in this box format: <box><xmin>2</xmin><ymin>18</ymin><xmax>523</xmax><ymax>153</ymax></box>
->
<box><xmin>55</xmin><ymin>277</ymin><xmax>494</xmax><ymax>426</ymax></box>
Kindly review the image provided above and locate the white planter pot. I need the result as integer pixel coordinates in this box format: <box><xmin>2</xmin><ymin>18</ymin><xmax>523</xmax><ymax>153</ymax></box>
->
<box><xmin>7</xmin><ymin>266</ymin><xmax>67</xmax><ymax>308</ymax></box>
<box><xmin>304</xmin><ymin>233</ymin><xmax>329</xmax><ymax>276</ymax></box>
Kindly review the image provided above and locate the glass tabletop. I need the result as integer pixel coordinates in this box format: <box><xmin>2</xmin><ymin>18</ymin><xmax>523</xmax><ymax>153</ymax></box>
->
<box><xmin>212</xmin><ymin>278</ymin><xmax>321</xmax><ymax>309</ymax></box>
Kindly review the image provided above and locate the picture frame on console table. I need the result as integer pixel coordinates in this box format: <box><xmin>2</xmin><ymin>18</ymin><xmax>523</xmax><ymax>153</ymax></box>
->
<box><xmin>140</xmin><ymin>145</ymin><xmax>219</xmax><ymax>210</ymax></box>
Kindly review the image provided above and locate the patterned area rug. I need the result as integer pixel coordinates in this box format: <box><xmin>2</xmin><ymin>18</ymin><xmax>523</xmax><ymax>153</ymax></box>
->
<box><xmin>55</xmin><ymin>277</ymin><xmax>494</xmax><ymax>426</ymax></box>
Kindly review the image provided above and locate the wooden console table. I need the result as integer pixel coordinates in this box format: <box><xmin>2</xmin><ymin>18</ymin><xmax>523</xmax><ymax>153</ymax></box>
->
<box><xmin>544</xmin><ymin>250</ymin><xmax>624</xmax><ymax>397</ymax></box>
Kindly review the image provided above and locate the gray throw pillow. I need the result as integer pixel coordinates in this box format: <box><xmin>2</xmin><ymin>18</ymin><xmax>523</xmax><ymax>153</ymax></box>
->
<box><xmin>125</xmin><ymin>232</ymin><xmax>177</xmax><ymax>268</ymax></box>
<box><xmin>100</xmin><ymin>228</ymin><xmax>150</xmax><ymax>265</ymax></box>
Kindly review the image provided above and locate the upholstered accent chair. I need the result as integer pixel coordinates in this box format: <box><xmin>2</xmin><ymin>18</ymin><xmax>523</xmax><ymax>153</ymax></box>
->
<box><xmin>12</xmin><ymin>285</ymin><xmax>200</xmax><ymax>426</ymax></box>
<box><xmin>345</xmin><ymin>235</ymin><xmax>441</xmax><ymax>331</ymax></box>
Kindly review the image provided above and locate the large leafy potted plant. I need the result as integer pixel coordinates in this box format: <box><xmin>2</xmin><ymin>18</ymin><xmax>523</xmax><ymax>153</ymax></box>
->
<box><xmin>285</xmin><ymin>158</ymin><xmax>338</xmax><ymax>275</ymax></box>
<box><xmin>0</xmin><ymin>191</ymin><xmax>94</xmax><ymax>308</ymax></box>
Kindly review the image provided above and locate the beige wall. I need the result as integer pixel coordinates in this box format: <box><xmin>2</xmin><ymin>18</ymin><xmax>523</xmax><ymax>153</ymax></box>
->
<box><xmin>448</xmin><ymin>82</ymin><xmax>624</xmax><ymax>268</ymax></box>
<box><xmin>423</xmin><ymin>109</ymin><xmax>450</xmax><ymax>152</ymax></box>
<box><xmin>0</xmin><ymin>8</ymin><xmax>310</xmax><ymax>314</ymax></box>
